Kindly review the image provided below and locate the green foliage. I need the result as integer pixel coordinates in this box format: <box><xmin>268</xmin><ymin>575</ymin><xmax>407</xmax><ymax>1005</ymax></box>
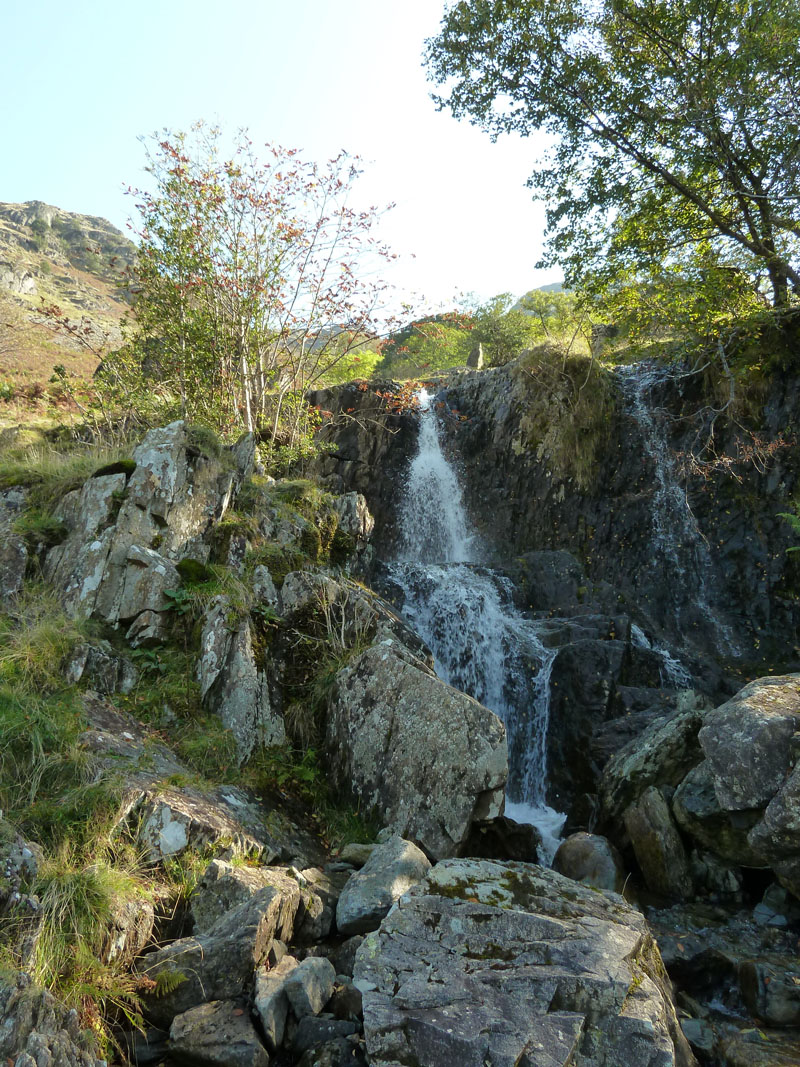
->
<box><xmin>779</xmin><ymin>509</ymin><xmax>800</xmax><ymax>553</ymax></box>
<box><xmin>427</xmin><ymin>0</ymin><xmax>800</xmax><ymax>318</ymax></box>
<box><xmin>0</xmin><ymin>587</ymin><xmax>85</xmax><ymax>691</ymax></box>
<box><xmin>13</xmin><ymin>509</ymin><xmax>67</xmax><ymax>553</ymax></box>
<box><xmin>0</xmin><ymin>437</ymin><xmax>133</xmax><ymax>512</ymax></box>
<box><xmin>111</xmin><ymin>122</ymin><xmax>401</xmax><ymax>441</ymax></box>
<box><xmin>513</xmin><ymin>345</ymin><xmax>617</xmax><ymax>489</ymax></box>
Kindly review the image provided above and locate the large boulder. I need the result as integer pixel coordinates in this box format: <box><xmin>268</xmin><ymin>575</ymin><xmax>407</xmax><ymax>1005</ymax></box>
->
<box><xmin>354</xmin><ymin>858</ymin><xmax>695</xmax><ymax>1067</ymax></box>
<box><xmin>140</xmin><ymin>884</ymin><xmax>296</xmax><ymax>1026</ymax></box>
<box><xmin>168</xmin><ymin>1000</ymin><xmax>269</xmax><ymax>1067</ymax></box>
<box><xmin>326</xmin><ymin>640</ymin><xmax>507</xmax><ymax>859</ymax></box>
<box><xmin>684</xmin><ymin>675</ymin><xmax>800</xmax><ymax>896</ymax></box>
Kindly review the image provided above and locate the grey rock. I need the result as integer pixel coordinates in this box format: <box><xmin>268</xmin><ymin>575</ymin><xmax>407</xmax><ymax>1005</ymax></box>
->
<box><xmin>141</xmin><ymin>886</ymin><xmax>294</xmax><ymax>1026</ymax></box>
<box><xmin>253</xmin><ymin>954</ymin><xmax>299</xmax><ymax>1051</ymax></box>
<box><xmin>680</xmin><ymin>1018</ymin><xmax>715</xmax><ymax>1057</ymax></box>
<box><xmin>330</xmin><ymin>935</ymin><xmax>364</xmax><ymax>979</ymax></box>
<box><xmin>699</xmin><ymin>675</ymin><xmax>800</xmax><ymax>811</ymax></box>
<box><xmin>331</xmin><ymin>491</ymin><xmax>374</xmax><ymax>544</ymax></box>
<box><xmin>197</xmin><ymin>597</ymin><xmax>285</xmax><ymax>762</ymax></box>
<box><xmin>190</xmin><ymin>859</ymin><xmax>300</xmax><ymax>937</ymax></box>
<box><xmin>337</xmin><ymin>842</ymin><xmax>375</xmax><ymax>868</ymax></box>
<box><xmin>284</xmin><ymin>956</ymin><xmax>337</xmax><ymax>1019</ymax></box>
<box><xmin>459</xmin><ymin>814</ymin><xmax>542</xmax><ymax>863</ymax></box>
<box><xmin>0</xmin><ymin>971</ymin><xmax>104</xmax><ymax>1067</ymax></box>
<box><xmin>293</xmin><ymin>1017</ymin><xmax>358</xmax><ymax>1055</ymax></box>
<box><xmin>252</xmin><ymin>565</ymin><xmax>278</xmax><ymax>609</ymax></box>
<box><xmin>46</xmin><ymin>422</ymin><xmax>236</xmax><ymax>623</ymax></box>
<box><xmin>103</xmin><ymin>896</ymin><xmax>154</xmax><ymax>965</ymax></box>
<box><xmin>326</xmin><ymin>640</ymin><xmax>507</xmax><ymax>859</ymax></box>
<box><xmin>168</xmin><ymin>1000</ymin><xmax>269</xmax><ymax>1067</ymax></box>
<box><xmin>63</xmin><ymin>640</ymin><xmax>139</xmax><ymax>694</ymax></box>
<box><xmin>689</xmin><ymin>850</ymin><xmax>743</xmax><ymax>900</ymax></box>
<box><xmin>740</xmin><ymin>958</ymin><xmax>800</xmax><ymax>1025</ymax></box>
<box><xmin>0</xmin><ymin>533</ymin><xmax>26</xmax><ymax>606</ymax></box>
<box><xmin>600</xmin><ymin>692</ymin><xmax>708</xmax><ymax>827</ymax></box>
<box><xmin>294</xmin><ymin>866</ymin><xmax>349</xmax><ymax>943</ymax></box>
<box><xmin>553</xmin><ymin>831</ymin><xmax>626</xmax><ymax>893</ymax></box>
<box><xmin>355</xmin><ymin>858</ymin><xmax>695</xmax><ymax>1067</ymax></box>
<box><xmin>336</xmin><ymin>836</ymin><xmax>431</xmax><ymax>936</ymax></box>
<box><xmin>673</xmin><ymin>761</ymin><xmax>767</xmax><ymax>867</ymax></box>
<box><xmin>117</xmin><ymin>786</ymin><xmax>273</xmax><ymax>865</ymax></box>
<box><xmin>328</xmin><ymin>982</ymin><xmax>363</xmax><ymax>1022</ymax></box>
<box><xmin>625</xmin><ymin>787</ymin><xmax>693</xmax><ymax>899</ymax></box>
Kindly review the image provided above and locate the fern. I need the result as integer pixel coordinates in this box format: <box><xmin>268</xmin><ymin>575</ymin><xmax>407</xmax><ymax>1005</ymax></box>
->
<box><xmin>154</xmin><ymin>968</ymin><xmax>188</xmax><ymax>997</ymax></box>
<box><xmin>778</xmin><ymin>511</ymin><xmax>800</xmax><ymax>553</ymax></box>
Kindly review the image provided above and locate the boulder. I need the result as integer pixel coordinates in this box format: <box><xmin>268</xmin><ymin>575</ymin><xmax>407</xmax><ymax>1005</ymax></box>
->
<box><xmin>141</xmin><ymin>885</ymin><xmax>294</xmax><ymax>1026</ymax></box>
<box><xmin>336</xmin><ymin>836</ymin><xmax>431</xmax><ymax>936</ymax></box>
<box><xmin>294</xmin><ymin>866</ymin><xmax>349</xmax><ymax>943</ymax></box>
<box><xmin>251</xmin><ymin>565</ymin><xmax>279</xmax><ymax>610</ymax></box>
<box><xmin>45</xmin><ymin>422</ymin><xmax>238</xmax><ymax>623</ymax></box>
<box><xmin>293</xmin><ymin>1017</ymin><xmax>359</xmax><ymax>1055</ymax></box>
<box><xmin>190</xmin><ymin>859</ymin><xmax>300</xmax><ymax>937</ymax></box>
<box><xmin>600</xmin><ymin>691</ymin><xmax>708</xmax><ymax>827</ymax></box>
<box><xmin>354</xmin><ymin>858</ymin><xmax>695</xmax><ymax>1067</ymax></box>
<box><xmin>116</xmin><ymin>786</ymin><xmax>274</xmax><ymax>865</ymax></box>
<box><xmin>326</xmin><ymin>640</ymin><xmax>507</xmax><ymax>858</ymax></box>
<box><xmin>168</xmin><ymin>1000</ymin><xmax>269</xmax><ymax>1067</ymax></box>
<box><xmin>253</xmin><ymin>955</ymin><xmax>299</xmax><ymax>1051</ymax></box>
<box><xmin>459</xmin><ymin>814</ymin><xmax>542</xmax><ymax>863</ymax></box>
<box><xmin>553</xmin><ymin>831</ymin><xmax>626</xmax><ymax>893</ymax></box>
<box><xmin>284</xmin><ymin>956</ymin><xmax>337</xmax><ymax>1018</ymax></box>
<box><xmin>63</xmin><ymin>640</ymin><xmax>139</xmax><ymax>694</ymax></box>
<box><xmin>624</xmin><ymin>787</ymin><xmax>693</xmax><ymax>899</ymax></box>
<box><xmin>672</xmin><ymin>761</ymin><xmax>767</xmax><ymax>867</ymax></box>
<box><xmin>699</xmin><ymin>675</ymin><xmax>800</xmax><ymax>811</ymax></box>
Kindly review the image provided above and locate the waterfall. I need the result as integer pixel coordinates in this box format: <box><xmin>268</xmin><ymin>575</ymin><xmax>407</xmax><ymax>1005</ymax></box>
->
<box><xmin>618</xmin><ymin>362</ymin><xmax>741</xmax><ymax>659</ymax></box>
<box><xmin>391</xmin><ymin>390</ymin><xmax>566</xmax><ymax>863</ymax></box>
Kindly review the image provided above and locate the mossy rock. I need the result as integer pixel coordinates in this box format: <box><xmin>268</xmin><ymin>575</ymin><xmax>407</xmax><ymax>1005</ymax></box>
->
<box><xmin>91</xmin><ymin>458</ymin><xmax>137</xmax><ymax>478</ymax></box>
<box><xmin>176</xmin><ymin>558</ymin><xmax>216</xmax><ymax>585</ymax></box>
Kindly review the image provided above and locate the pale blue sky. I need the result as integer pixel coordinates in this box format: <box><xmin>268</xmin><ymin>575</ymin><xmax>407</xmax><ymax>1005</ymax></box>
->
<box><xmin>1</xmin><ymin>0</ymin><xmax>558</xmax><ymax>308</ymax></box>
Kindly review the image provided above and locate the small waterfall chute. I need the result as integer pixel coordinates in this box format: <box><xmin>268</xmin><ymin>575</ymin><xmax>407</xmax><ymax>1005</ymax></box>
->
<box><xmin>390</xmin><ymin>388</ymin><xmax>566</xmax><ymax>863</ymax></box>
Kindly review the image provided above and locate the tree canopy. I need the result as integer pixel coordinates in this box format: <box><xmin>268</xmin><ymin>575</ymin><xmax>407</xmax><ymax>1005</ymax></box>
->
<box><xmin>112</xmin><ymin>123</ymin><xmax>397</xmax><ymax>438</ymax></box>
<box><xmin>426</xmin><ymin>0</ymin><xmax>800</xmax><ymax>309</ymax></box>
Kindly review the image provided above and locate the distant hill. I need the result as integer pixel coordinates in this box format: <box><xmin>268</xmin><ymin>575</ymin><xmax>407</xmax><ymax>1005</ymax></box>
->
<box><xmin>0</xmin><ymin>200</ymin><xmax>136</xmax><ymax>387</ymax></box>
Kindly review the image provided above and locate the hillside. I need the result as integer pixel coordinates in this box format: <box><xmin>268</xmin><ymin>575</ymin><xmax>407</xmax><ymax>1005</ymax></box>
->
<box><xmin>0</xmin><ymin>200</ymin><xmax>135</xmax><ymax>390</ymax></box>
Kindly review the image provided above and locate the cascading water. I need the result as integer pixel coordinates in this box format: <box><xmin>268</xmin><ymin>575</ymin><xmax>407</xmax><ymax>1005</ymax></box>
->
<box><xmin>618</xmin><ymin>362</ymin><xmax>741</xmax><ymax>659</ymax></box>
<box><xmin>391</xmin><ymin>390</ymin><xmax>566</xmax><ymax>862</ymax></box>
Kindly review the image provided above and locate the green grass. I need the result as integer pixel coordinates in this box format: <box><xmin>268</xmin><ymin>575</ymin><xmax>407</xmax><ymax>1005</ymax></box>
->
<box><xmin>0</xmin><ymin>585</ymin><xmax>86</xmax><ymax>690</ymax></box>
<box><xmin>0</xmin><ymin>437</ymin><xmax>134</xmax><ymax>512</ymax></box>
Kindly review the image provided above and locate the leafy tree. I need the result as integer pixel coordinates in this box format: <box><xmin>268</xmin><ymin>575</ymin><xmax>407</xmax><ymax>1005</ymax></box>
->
<box><xmin>380</xmin><ymin>312</ymin><xmax>475</xmax><ymax>376</ymax></box>
<box><xmin>113</xmin><ymin>123</ymin><xmax>398</xmax><ymax>439</ymax></box>
<box><xmin>426</xmin><ymin>0</ymin><xmax>800</xmax><ymax>308</ymax></box>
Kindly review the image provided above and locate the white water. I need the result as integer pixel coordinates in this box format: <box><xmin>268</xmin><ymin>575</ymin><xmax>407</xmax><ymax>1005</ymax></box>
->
<box><xmin>392</xmin><ymin>390</ymin><xmax>566</xmax><ymax>864</ymax></box>
<box><xmin>618</xmin><ymin>363</ymin><xmax>741</xmax><ymax>659</ymax></box>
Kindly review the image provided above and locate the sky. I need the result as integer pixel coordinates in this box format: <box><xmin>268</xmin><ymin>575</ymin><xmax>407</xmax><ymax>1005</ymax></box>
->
<box><xmin>1</xmin><ymin>0</ymin><xmax>559</xmax><ymax>311</ymax></box>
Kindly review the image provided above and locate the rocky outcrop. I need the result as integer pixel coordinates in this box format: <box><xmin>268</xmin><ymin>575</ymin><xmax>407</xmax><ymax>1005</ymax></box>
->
<box><xmin>197</xmin><ymin>597</ymin><xmax>285</xmax><ymax>762</ymax></box>
<box><xmin>326</xmin><ymin>640</ymin><xmax>507</xmax><ymax>858</ymax></box>
<box><xmin>0</xmin><ymin>971</ymin><xmax>104</xmax><ymax>1067</ymax></box>
<box><xmin>45</xmin><ymin>422</ymin><xmax>252</xmax><ymax>630</ymax></box>
<box><xmin>354</xmin><ymin>858</ymin><xmax>695</xmax><ymax>1067</ymax></box>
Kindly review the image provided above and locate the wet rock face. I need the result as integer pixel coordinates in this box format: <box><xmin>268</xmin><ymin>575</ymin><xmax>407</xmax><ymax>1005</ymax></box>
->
<box><xmin>354</xmin><ymin>858</ymin><xmax>696</xmax><ymax>1067</ymax></box>
<box><xmin>326</xmin><ymin>640</ymin><xmax>508</xmax><ymax>859</ymax></box>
